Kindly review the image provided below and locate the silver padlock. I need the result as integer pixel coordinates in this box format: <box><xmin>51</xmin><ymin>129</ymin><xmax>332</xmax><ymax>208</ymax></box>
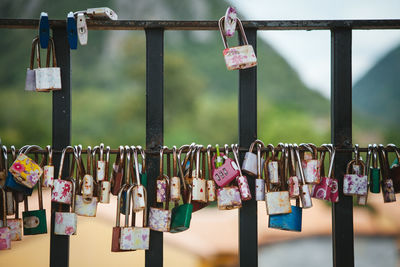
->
<box><xmin>242</xmin><ymin>139</ymin><xmax>265</xmax><ymax>176</ymax></box>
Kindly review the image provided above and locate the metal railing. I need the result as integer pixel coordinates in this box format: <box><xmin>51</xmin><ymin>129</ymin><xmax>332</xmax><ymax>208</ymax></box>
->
<box><xmin>1</xmin><ymin>18</ymin><xmax>400</xmax><ymax>267</ymax></box>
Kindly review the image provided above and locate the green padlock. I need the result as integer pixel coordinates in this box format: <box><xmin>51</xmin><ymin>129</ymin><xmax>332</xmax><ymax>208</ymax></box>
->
<box><xmin>369</xmin><ymin>145</ymin><xmax>380</xmax><ymax>194</ymax></box>
<box><xmin>170</xmin><ymin>145</ymin><xmax>193</xmax><ymax>233</ymax></box>
<box><xmin>22</xmin><ymin>181</ymin><xmax>47</xmax><ymax>235</ymax></box>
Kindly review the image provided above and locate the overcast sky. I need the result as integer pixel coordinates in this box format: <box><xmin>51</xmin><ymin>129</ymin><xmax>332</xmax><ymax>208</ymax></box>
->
<box><xmin>230</xmin><ymin>0</ymin><xmax>400</xmax><ymax>97</ymax></box>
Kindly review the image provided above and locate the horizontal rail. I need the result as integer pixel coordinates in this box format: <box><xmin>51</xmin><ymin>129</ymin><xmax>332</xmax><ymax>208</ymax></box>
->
<box><xmin>1</xmin><ymin>19</ymin><xmax>400</xmax><ymax>30</ymax></box>
<box><xmin>4</xmin><ymin>146</ymin><xmax>398</xmax><ymax>155</ymax></box>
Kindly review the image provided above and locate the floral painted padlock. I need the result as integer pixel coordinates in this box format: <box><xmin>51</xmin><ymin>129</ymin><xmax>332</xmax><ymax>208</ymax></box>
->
<box><xmin>343</xmin><ymin>145</ymin><xmax>368</xmax><ymax>196</ymax></box>
<box><xmin>218</xmin><ymin>14</ymin><xmax>257</xmax><ymax>70</ymax></box>
<box><xmin>217</xmin><ymin>186</ymin><xmax>242</xmax><ymax>210</ymax></box>
<box><xmin>149</xmin><ymin>162</ymin><xmax>171</xmax><ymax>232</ymax></box>
<box><xmin>299</xmin><ymin>143</ymin><xmax>320</xmax><ymax>184</ymax></box>
<box><xmin>10</xmin><ymin>145</ymin><xmax>43</xmax><ymax>189</ymax></box>
<box><xmin>51</xmin><ymin>147</ymin><xmax>75</xmax><ymax>205</ymax></box>
<box><xmin>54</xmin><ymin>178</ymin><xmax>77</xmax><ymax>236</ymax></box>
<box><xmin>120</xmin><ymin>185</ymin><xmax>150</xmax><ymax>250</ymax></box>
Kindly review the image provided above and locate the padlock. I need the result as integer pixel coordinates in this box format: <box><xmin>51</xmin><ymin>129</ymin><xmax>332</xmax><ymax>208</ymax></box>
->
<box><xmin>81</xmin><ymin>146</ymin><xmax>94</xmax><ymax>200</ymax></box>
<box><xmin>343</xmin><ymin>144</ymin><xmax>368</xmax><ymax>196</ymax></box>
<box><xmin>156</xmin><ymin>147</ymin><xmax>168</xmax><ymax>203</ymax></box>
<box><xmin>4</xmin><ymin>146</ymin><xmax>33</xmax><ymax>196</ymax></box>
<box><xmin>357</xmin><ymin>145</ymin><xmax>372</xmax><ymax>205</ymax></box>
<box><xmin>25</xmin><ymin>37</ymin><xmax>40</xmax><ymax>91</ymax></box>
<box><xmin>74</xmin><ymin>147</ymin><xmax>98</xmax><ymax>217</ymax></box>
<box><xmin>51</xmin><ymin>146</ymin><xmax>74</xmax><ymax>205</ymax></box>
<box><xmin>111</xmin><ymin>185</ymin><xmax>129</xmax><ymax>252</ymax></box>
<box><xmin>212</xmin><ymin>145</ymin><xmax>240</xmax><ymax>188</ymax></box>
<box><xmin>131</xmin><ymin>146</ymin><xmax>146</xmax><ymax>212</ymax></box>
<box><xmin>170</xmin><ymin>146</ymin><xmax>181</xmax><ymax>202</ymax></box>
<box><xmin>22</xmin><ymin>177</ymin><xmax>47</xmax><ymax>235</ymax></box>
<box><xmin>54</xmin><ymin>178</ymin><xmax>77</xmax><ymax>235</ymax></box>
<box><xmin>217</xmin><ymin>186</ymin><xmax>242</xmax><ymax>210</ymax></box>
<box><xmin>76</xmin><ymin>12</ymin><xmax>88</xmax><ymax>45</ymax></box>
<box><xmin>223</xmin><ymin>6</ymin><xmax>237</xmax><ymax>37</ymax></box>
<box><xmin>10</xmin><ymin>145</ymin><xmax>43</xmax><ymax>189</ymax></box>
<box><xmin>170</xmin><ymin>154</ymin><xmax>193</xmax><ymax>233</ymax></box>
<box><xmin>387</xmin><ymin>144</ymin><xmax>400</xmax><ymax>193</ymax></box>
<box><xmin>311</xmin><ymin>145</ymin><xmax>338</xmax><ymax>202</ymax></box>
<box><xmin>265</xmin><ymin>144</ymin><xmax>291</xmax><ymax>215</ymax></box>
<box><xmin>369</xmin><ymin>144</ymin><xmax>380</xmax><ymax>193</ymax></box>
<box><xmin>35</xmin><ymin>38</ymin><xmax>61</xmax><ymax>91</ymax></box>
<box><xmin>0</xmin><ymin>188</ymin><xmax>11</xmax><ymax>250</ymax></box>
<box><xmin>294</xmin><ymin>144</ymin><xmax>313</xmax><ymax>209</ymax></box>
<box><xmin>255</xmin><ymin>144</ymin><xmax>265</xmax><ymax>201</ymax></box>
<box><xmin>379</xmin><ymin>144</ymin><xmax>396</xmax><ymax>203</ymax></box>
<box><xmin>7</xmin><ymin>198</ymin><xmax>22</xmax><ymax>241</ymax></box>
<box><xmin>96</xmin><ymin>143</ymin><xmax>106</xmax><ymax>182</ymax></box>
<box><xmin>266</xmin><ymin>144</ymin><xmax>280</xmax><ymax>185</ymax></box>
<box><xmin>218</xmin><ymin>16</ymin><xmax>257</xmax><ymax>70</ymax></box>
<box><xmin>241</xmin><ymin>139</ymin><xmax>265</xmax><ymax>176</ymax></box>
<box><xmin>149</xmin><ymin>177</ymin><xmax>171</xmax><ymax>232</ymax></box>
<box><xmin>192</xmin><ymin>145</ymin><xmax>207</xmax><ymax>203</ymax></box>
<box><xmin>43</xmin><ymin>145</ymin><xmax>54</xmax><ymax>187</ymax></box>
<box><xmin>231</xmin><ymin>144</ymin><xmax>251</xmax><ymax>200</ymax></box>
<box><xmin>269</xmin><ymin>198</ymin><xmax>302</xmax><ymax>232</ymax></box>
<box><xmin>99</xmin><ymin>146</ymin><xmax>111</xmax><ymax>203</ymax></box>
<box><xmin>111</xmin><ymin>146</ymin><xmax>125</xmax><ymax>196</ymax></box>
<box><xmin>299</xmin><ymin>143</ymin><xmax>321</xmax><ymax>184</ymax></box>
<box><xmin>120</xmin><ymin>184</ymin><xmax>150</xmax><ymax>250</ymax></box>
<box><xmin>287</xmin><ymin>144</ymin><xmax>300</xmax><ymax>199</ymax></box>
<box><xmin>206</xmin><ymin>145</ymin><xmax>217</xmax><ymax>202</ymax></box>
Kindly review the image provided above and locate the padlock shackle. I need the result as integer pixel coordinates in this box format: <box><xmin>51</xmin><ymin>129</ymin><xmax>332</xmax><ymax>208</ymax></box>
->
<box><xmin>91</xmin><ymin>145</ymin><xmax>99</xmax><ymax>180</ymax></box>
<box><xmin>178</xmin><ymin>144</ymin><xmax>190</xmax><ymax>194</ymax></box>
<box><xmin>248</xmin><ymin>139</ymin><xmax>265</xmax><ymax>153</ymax></box>
<box><xmin>294</xmin><ymin>144</ymin><xmax>306</xmax><ymax>185</ymax></box>
<box><xmin>172</xmin><ymin>146</ymin><xmax>177</xmax><ymax>177</ymax></box>
<box><xmin>131</xmin><ymin>146</ymin><xmax>142</xmax><ymax>187</ymax></box>
<box><xmin>372</xmin><ymin>144</ymin><xmax>379</xmax><ymax>169</ymax></box>
<box><xmin>195</xmin><ymin>145</ymin><xmax>203</xmax><ymax>179</ymax></box>
<box><xmin>125</xmin><ymin>146</ymin><xmax>132</xmax><ymax>185</ymax></box>
<box><xmin>231</xmin><ymin>144</ymin><xmax>243</xmax><ymax>177</ymax></box>
<box><xmin>105</xmin><ymin>146</ymin><xmax>111</xmax><ymax>182</ymax></box>
<box><xmin>218</xmin><ymin>16</ymin><xmax>249</xmax><ymax>49</ymax></box>
<box><xmin>256</xmin><ymin>144</ymin><xmax>262</xmax><ymax>180</ymax></box>
<box><xmin>365</xmin><ymin>144</ymin><xmax>372</xmax><ymax>177</ymax></box>
<box><xmin>1</xmin><ymin>145</ymin><xmax>8</xmax><ymax>174</ymax></box>
<box><xmin>130</xmin><ymin>185</ymin><xmax>148</xmax><ymax>227</ymax></box>
<box><xmin>1</xmin><ymin>188</ymin><xmax>7</xmax><ymax>226</ymax></box>
<box><xmin>206</xmin><ymin>145</ymin><xmax>213</xmax><ymax>180</ymax></box>
<box><xmin>30</xmin><ymin>37</ymin><xmax>41</xmax><ymax>70</ymax></box>
<box><xmin>124</xmin><ymin>184</ymin><xmax>134</xmax><ymax>227</ymax></box>
<box><xmin>386</xmin><ymin>144</ymin><xmax>400</xmax><ymax>162</ymax></box>
<box><xmin>378</xmin><ymin>144</ymin><xmax>390</xmax><ymax>180</ymax></box>
<box><xmin>57</xmin><ymin>146</ymin><xmax>76</xmax><ymax>180</ymax></box>
<box><xmin>115</xmin><ymin>184</ymin><xmax>128</xmax><ymax>227</ymax></box>
<box><xmin>136</xmin><ymin>145</ymin><xmax>146</xmax><ymax>172</ymax></box>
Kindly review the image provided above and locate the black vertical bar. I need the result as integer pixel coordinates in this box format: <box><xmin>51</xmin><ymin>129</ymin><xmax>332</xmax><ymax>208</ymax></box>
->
<box><xmin>331</xmin><ymin>28</ymin><xmax>354</xmax><ymax>267</ymax></box>
<box><xmin>50</xmin><ymin>27</ymin><xmax>71</xmax><ymax>267</ymax></box>
<box><xmin>145</xmin><ymin>28</ymin><xmax>164</xmax><ymax>267</ymax></box>
<box><xmin>238</xmin><ymin>28</ymin><xmax>258</xmax><ymax>267</ymax></box>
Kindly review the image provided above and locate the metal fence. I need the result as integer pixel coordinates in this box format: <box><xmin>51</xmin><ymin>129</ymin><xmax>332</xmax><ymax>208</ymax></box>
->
<box><xmin>1</xmin><ymin>18</ymin><xmax>400</xmax><ymax>267</ymax></box>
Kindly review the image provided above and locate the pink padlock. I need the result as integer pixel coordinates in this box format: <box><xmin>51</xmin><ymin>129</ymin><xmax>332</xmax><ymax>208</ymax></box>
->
<box><xmin>212</xmin><ymin>146</ymin><xmax>240</xmax><ymax>188</ymax></box>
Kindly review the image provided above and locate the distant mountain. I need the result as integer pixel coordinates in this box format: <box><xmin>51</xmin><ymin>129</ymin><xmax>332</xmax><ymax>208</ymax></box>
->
<box><xmin>353</xmin><ymin>44</ymin><xmax>400</xmax><ymax>127</ymax></box>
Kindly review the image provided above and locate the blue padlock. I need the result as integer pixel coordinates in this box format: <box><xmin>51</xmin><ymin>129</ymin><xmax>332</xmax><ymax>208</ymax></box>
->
<box><xmin>5</xmin><ymin>171</ymin><xmax>33</xmax><ymax>196</ymax></box>
<box><xmin>39</xmin><ymin>12</ymin><xmax>50</xmax><ymax>49</ymax></box>
<box><xmin>67</xmin><ymin>12</ymin><xmax>78</xmax><ymax>50</ymax></box>
<box><xmin>268</xmin><ymin>205</ymin><xmax>302</xmax><ymax>232</ymax></box>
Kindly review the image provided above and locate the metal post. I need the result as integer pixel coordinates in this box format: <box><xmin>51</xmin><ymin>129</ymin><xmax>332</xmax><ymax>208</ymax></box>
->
<box><xmin>238</xmin><ymin>28</ymin><xmax>258</xmax><ymax>267</ymax></box>
<box><xmin>145</xmin><ymin>28</ymin><xmax>164</xmax><ymax>267</ymax></box>
<box><xmin>331</xmin><ymin>28</ymin><xmax>354</xmax><ymax>267</ymax></box>
<box><xmin>50</xmin><ymin>27</ymin><xmax>71</xmax><ymax>267</ymax></box>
